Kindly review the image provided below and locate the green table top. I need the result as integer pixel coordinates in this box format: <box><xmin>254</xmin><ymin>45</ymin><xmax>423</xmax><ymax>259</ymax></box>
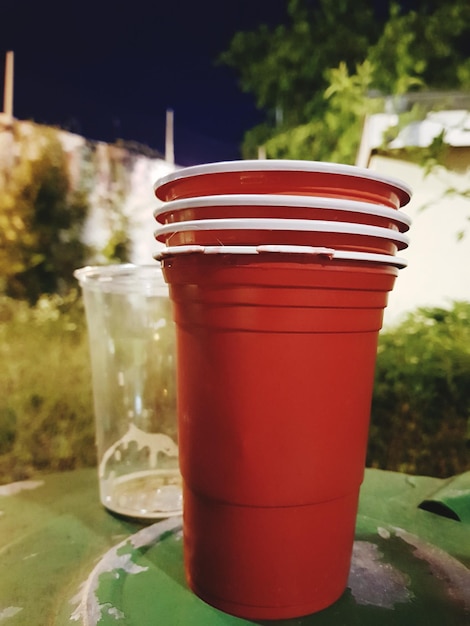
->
<box><xmin>0</xmin><ymin>468</ymin><xmax>469</xmax><ymax>625</ymax></box>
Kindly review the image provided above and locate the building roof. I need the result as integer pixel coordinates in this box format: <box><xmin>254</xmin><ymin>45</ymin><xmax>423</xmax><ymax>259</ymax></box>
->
<box><xmin>367</xmin><ymin>110</ymin><xmax>470</xmax><ymax>151</ymax></box>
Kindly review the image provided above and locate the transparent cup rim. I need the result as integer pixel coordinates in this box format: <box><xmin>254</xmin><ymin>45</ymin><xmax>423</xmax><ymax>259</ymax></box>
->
<box><xmin>74</xmin><ymin>263</ymin><xmax>168</xmax><ymax>295</ymax></box>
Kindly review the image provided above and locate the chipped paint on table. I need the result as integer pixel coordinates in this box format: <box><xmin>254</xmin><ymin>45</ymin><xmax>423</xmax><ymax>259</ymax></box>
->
<box><xmin>1</xmin><ymin>468</ymin><xmax>470</xmax><ymax>625</ymax></box>
<box><xmin>0</xmin><ymin>606</ymin><xmax>23</xmax><ymax>621</ymax></box>
<box><xmin>0</xmin><ymin>480</ymin><xmax>44</xmax><ymax>496</ymax></box>
<box><xmin>70</xmin><ymin>517</ymin><xmax>182</xmax><ymax>625</ymax></box>
<box><xmin>69</xmin><ymin>518</ymin><xmax>470</xmax><ymax>625</ymax></box>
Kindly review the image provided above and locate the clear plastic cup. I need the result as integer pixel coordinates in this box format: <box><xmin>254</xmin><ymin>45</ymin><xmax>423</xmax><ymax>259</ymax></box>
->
<box><xmin>74</xmin><ymin>264</ymin><xmax>182</xmax><ymax>520</ymax></box>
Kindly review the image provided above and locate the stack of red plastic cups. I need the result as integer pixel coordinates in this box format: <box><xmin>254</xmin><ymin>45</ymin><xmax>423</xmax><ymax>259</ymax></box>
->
<box><xmin>152</xmin><ymin>160</ymin><xmax>412</xmax><ymax>620</ymax></box>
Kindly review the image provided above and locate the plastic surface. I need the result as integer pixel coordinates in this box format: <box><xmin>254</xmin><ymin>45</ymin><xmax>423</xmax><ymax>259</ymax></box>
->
<box><xmin>419</xmin><ymin>471</ymin><xmax>470</xmax><ymax>522</ymax></box>
<box><xmin>153</xmin><ymin>193</ymin><xmax>412</xmax><ymax>231</ymax></box>
<box><xmin>74</xmin><ymin>264</ymin><xmax>182</xmax><ymax>520</ymax></box>
<box><xmin>154</xmin><ymin>217</ymin><xmax>409</xmax><ymax>255</ymax></box>
<box><xmin>74</xmin><ymin>263</ymin><xmax>169</xmax><ymax>294</ymax></box>
<box><xmin>155</xmin><ymin>244</ymin><xmax>409</xmax><ymax>268</ymax></box>
<box><xmin>183</xmin><ymin>485</ymin><xmax>359</xmax><ymax>619</ymax></box>
<box><xmin>154</xmin><ymin>159</ymin><xmax>412</xmax><ymax>208</ymax></box>
<box><xmin>162</xmin><ymin>252</ymin><xmax>399</xmax><ymax>618</ymax></box>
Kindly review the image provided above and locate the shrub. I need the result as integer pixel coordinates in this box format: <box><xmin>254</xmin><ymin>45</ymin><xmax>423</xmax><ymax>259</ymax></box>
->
<box><xmin>0</xmin><ymin>292</ymin><xmax>96</xmax><ymax>483</ymax></box>
<box><xmin>368</xmin><ymin>301</ymin><xmax>470</xmax><ymax>477</ymax></box>
<box><xmin>0</xmin><ymin>123</ymin><xmax>89</xmax><ymax>303</ymax></box>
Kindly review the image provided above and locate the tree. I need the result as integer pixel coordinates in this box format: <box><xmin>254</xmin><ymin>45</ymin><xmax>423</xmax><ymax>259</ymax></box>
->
<box><xmin>262</xmin><ymin>60</ymin><xmax>381</xmax><ymax>163</ymax></box>
<box><xmin>369</xmin><ymin>1</ymin><xmax>470</xmax><ymax>95</ymax></box>
<box><xmin>220</xmin><ymin>0</ymin><xmax>379</xmax><ymax>125</ymax></box>
<box><xmin>0</xmin><ymin>124</ymin><xmax>89</xmax><ymax>303</ymax></box>
<box><xmin>220</xmin><ymin>0</ymin><xmax>470</xmax><ymax>162</ymax></box>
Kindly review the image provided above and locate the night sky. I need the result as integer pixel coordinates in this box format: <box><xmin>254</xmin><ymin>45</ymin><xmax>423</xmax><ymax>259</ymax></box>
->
<box><xmin>0</xmin><ymin>0</ymin><xmax>290</xmax><ymax>165</ymax></box>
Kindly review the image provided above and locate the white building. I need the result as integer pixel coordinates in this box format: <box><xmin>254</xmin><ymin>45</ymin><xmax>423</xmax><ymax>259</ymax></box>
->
<box><xmin>357</xmin><ymin>101</ymin><xmax>470</xmax><ymax>327</ymax></box>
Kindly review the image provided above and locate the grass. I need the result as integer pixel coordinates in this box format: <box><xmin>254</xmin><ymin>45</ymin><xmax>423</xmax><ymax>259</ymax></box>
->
<box><xmin>0</xmin><ymin>292</ymin><xmax>96</xmax><ymax>484</ymax></box>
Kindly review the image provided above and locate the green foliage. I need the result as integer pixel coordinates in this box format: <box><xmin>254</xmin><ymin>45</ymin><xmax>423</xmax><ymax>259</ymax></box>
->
<box><xmin>0</xmin><ymin>123</ymin><xmax>90</xmax><ymax>303</ymax></box>
<box><xmin>260</xmin><ymin>60</ymin><xmax>383</xmax><ymax>163</ymax></box>
<box><xmin>220</xmin><ymin>0</ymin><xmax>378</xmax><ymax>127</ymax></box>
<box><xmin>368</xmin><ymin>3</ymin><xmax>426</xmax><ymax>96</ymax></box>
<box><xmin>369</xmin><ymin>1</ymin><xmax>470</xmax><ymax>94</ymax></box>
<box><xmin>0</xmin><ymin>293</ymin><xmax>96</xmax><ymax>483</ymax></box>
<box><xmin>260</xmin><ymin>119</ymin><xmax>325</xmax><ymax>161</ymax></box>
<box><xmin>368</xmin><ymin>302</ymin><xmax>470</xmax><ymax>478</ymax></box>
<box><xmin>220</xmin><ymin>0</ymin><xmax>470</xmax><ymax>162</ymax></box>
<box><xmin>101</xmin><ymin>230</ymin><xmax>131</xmax><ymax>264</ymax></box>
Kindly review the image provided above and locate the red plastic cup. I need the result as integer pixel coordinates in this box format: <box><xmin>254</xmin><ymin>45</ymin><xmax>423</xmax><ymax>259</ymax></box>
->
<box><xmin>154</xmin><ymin>194</ymin><xmax>411</xmax><ymax>232</ymax></box>
<box><xmin>154</xmin><ymin>218</ymin><xmax>409</xmax><ymax>255</ymax></box>
<box><xmin>154</xmin><ymin>160</ymin><xmax>412</xmax><ymax>209</ymax></box>
<box><xmin>161</xmin><ymin>248</ymin><xmax>402</xmax><ymax>619</ymax></box>
<box><xmin>156</xmin><ymin>245</ymin><xmax>408</xmax><ymax>270</ymax></box>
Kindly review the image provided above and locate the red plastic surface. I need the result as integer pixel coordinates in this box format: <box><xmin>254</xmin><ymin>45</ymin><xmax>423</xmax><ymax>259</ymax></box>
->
<box><xmin>162</xmin><ymin>252</ymin><xmax>398</xmax><ymax>618</ymax></box>
<box><xmin>155</xmin><ymin>170</ymin><xmax>407</xmax><ymax>208</ymax></box>
<box><xmin>155</xmin><ymin>204</ymin><xmax>407</xmax><ymax>232</ymax></box>
<box><xmin>183</xmin><ymin>484</ymin><xmax>359</xmax><ymax>619</ymax></box>
<box><xmin>157</xmin><ymin>226</ymin><xmax>403</xmax><ymax>255</ymax></box>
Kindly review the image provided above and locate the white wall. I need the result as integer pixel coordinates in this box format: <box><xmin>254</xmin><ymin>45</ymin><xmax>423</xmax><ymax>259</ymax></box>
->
<box><xmin>125</xmin><ymin>157</ymin><xmax>176</xmax><ymax>265</ymax></box>
<box><xmin>70</xmin><ymin>139</ymin><xmax>177</xmax><ymax>266</ymax></box>
<box><xmin>369</xmin><ymin>154</ymin><xmax>470</xmax><ymax>327</ymax></box>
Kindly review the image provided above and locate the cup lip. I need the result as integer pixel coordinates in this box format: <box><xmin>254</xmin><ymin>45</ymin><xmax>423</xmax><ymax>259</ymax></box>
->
<box><xmin>153</xmin><ymin>159</ymin><xmax>412</xmax><ymax>206</ymax></box>
<box><xmin>155</xmin><ymin>244</ymin><xmax>408</xmax><ymax>268</ymax></box>
<box><xmin>154</xmin><ymin>218</ymin><xmax>409</xmax><ymax>249</ymax></box>
<box><xmin>74</xmin><ymin>263</ymin><xmax>168</xmax><ymax>293</ymax></box>
<box><xmin>153</xmin><ymin>193</ymin><xmax>411</xmax><ymax>230</ymax></box>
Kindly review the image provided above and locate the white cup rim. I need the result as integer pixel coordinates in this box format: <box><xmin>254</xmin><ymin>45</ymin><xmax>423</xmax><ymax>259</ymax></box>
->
<box><xmin>154</xmin><ymin>218</ymin><xmax>409</xmax><ymax>249</ymax></box>
<box><xmin>155</xmin><ymin>245</ymin><xmax>408</xmax><ymax>268</ymax></box>
<box><xmin>154</xmin><ymin>159</ymin><xmax>412</xmax><ymax>206</ymax></box>
<box><xmin>153</xmin><ymin>193</ymin><xmax>411</xmax><ymax>230</ymax></box>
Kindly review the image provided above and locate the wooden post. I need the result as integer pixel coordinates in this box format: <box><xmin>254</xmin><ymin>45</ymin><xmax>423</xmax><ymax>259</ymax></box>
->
<box><xmin>165</xmin><ymin>108</ymin><xmax>175</xmax><ymax>164</ymax></box>
<box><xmin>3</xmin><ymin>51</ymin><xmax>14</xmax><ymax>118</ymax></box>
<box><xmin>355</xmin><ymin>114</ymin><xmax>371</xmax><ymax>168</ymax></box>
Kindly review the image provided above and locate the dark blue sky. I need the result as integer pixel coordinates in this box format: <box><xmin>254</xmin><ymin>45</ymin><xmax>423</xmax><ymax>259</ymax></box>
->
<box><xmin>1</xmin><ymin>0</ymin><xmax>290</xmax><ymax>165</ymax></box>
